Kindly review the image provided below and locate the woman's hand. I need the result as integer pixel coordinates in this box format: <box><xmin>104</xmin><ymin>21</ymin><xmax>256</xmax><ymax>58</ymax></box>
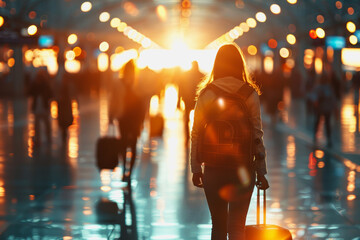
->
<box><xmin>192</xmin><ymin>172</ymin><xmax>204</xmax><ymax>188</ymax></box>
<box><xmin>256</xmin><ymin>174</ymin><xmax>269</xmax><ymax>190</ymax></box>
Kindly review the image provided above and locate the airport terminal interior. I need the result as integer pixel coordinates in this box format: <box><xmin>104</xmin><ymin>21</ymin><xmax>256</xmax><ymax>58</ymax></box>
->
<box><xmin>1</xmin><ymin>0</ymin><xmax>360</xmax><ymax>239</ymax></box>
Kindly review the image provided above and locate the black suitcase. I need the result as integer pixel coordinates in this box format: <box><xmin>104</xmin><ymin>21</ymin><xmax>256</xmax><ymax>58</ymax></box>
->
<box><xmin>96</xmin><ymin>136</ymin><xmax>121</xmax><ymax>171</ymax></box>
<box><xmin>245</xmin><ymin>188</ymin><xmax>293</xmax><ymax>240</ymax></box>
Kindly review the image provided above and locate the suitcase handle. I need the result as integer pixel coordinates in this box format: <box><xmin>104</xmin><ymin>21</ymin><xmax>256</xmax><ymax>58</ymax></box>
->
<box><xmin>256</xmin><ymin>188</ymin><xmax>266</xmax><ymax>225</ymax></box>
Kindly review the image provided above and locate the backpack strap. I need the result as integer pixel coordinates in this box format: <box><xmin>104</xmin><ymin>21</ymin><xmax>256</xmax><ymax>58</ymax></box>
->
<box><xmin>207</xmin><ymin>83</ymin><xmax>254</xmax><ymax>101</ymax></box>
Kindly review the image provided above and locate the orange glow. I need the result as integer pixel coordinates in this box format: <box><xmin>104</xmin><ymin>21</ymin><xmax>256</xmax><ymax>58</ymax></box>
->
<box><xmin>348</xmin><ymin>7</ymin><xmax>354</xmax><ymax>15</ymax></box>
<box><xmin>83</xmin><ymin>210</ymin><xmax>92</xmax><ymax>215</ymax></box>
<box><xmin>73</xmin><ymin>47</ymin><xmax>82</xmax><ymax>57</ymax></box>
<box><xmin>65</xmin><ymin>60</ymin><xmax>81</xmax><ymax>74</ymax></box>
<box><xmin>348</xmin><ymin>194</ymin><xmax>356</xmax><ymax>201</ymax></box>
<box><xmin>50</xmin><ymin>101</ymin><xmax>58</xmax><ymax>119</ymax></box>
<box><xmin>29</xmin><ymin>195</ymin><xmax>35</xmax><ymax>201</ymax></box>
<box><xmin>149</xmin><ymin>95</ymin><xmax>160</xmax><ymax>116</ymax></box>
<box><xmin>335</xmin><ymin>1</ymin><xmax>342</xmax><ymax>9</ymax></box>
<box><xmin>317</xmin><ymin>15</ymin><xmax>324</xmax><ymax>24</ymax></box>
<box><xmin>123</xmin><ymin>1</ymin><xmax>139</xmax><ymax>16</ymax></box>
<box><xmin>268</xmin><ymin>39</ymin><xmax>277</xmax><ymax>49</ymax></box>
<box><xmin>264</xmin><ymin>56</ymin><xmax>274</xmax><ymax>74</ymax></box>
<box><xmin>163</xmin><ymin>84</ymin><xmax>178</xmax><ymax>118</ymax></box>
<box><xmin>309</xmin><ymin>29</ymin><xmax>317</xmax><ymax>39</ymax></box>
<box><xmin>0</xmin><ymin>16</ymin><xmax>4</xmax><ymax>27</ymax></box>
<box><xmin>7</xmin><ymin>58</ymin><xmax>14</xmax><ymax>68</ymax></box>
<box><xmin>99</xmin><ymin>90</ymin><xmax>109</xmax><ymax>136</ymax></box>
<box><xmin>150</xmin><ymin>190</ymin><xmax>157</xmax><ymax>197</ymax></box>
<box><xmin>317</xmin><ymin>161</ymin><xmax>325</xmax><ymax>168</ymax></box>
<box><xmin>247</xmin><ymin>45</ymin><xmax>257</xmax><ymax>55</ymax></box>
<box><xmin>0</xmin><ymin>187</ymin><xmax>5</xmax><ymax>197</ymax></box>
<box><xmin>314</xmin><ymin>150</ymin><xmax>324</xmax><ymax>159</ymax></box>
<box><xmin>314</xmin><ymin>58</ymin><xmax>323</xmax><ymax>75</ymax></box>
<box><xmin>286</xmin><ymin>136</ymin><xmax>296</xmax><ymax>169</ymax></box>
<box><xmin>97</xmin><ymin>53</ymin><xmax>109</xmax><ymax>72</ymax></box>
<box><xmin>156</xmin><ymin>5</ymin><xmax>167</xmax><ymax>22</ymax></box>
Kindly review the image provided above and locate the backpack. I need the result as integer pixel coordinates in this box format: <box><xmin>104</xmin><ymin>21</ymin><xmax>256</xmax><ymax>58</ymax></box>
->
<box><xmin>198</xmin><ymin>83</ymin><xmax>254</xmax><ymax>168</ymax></box>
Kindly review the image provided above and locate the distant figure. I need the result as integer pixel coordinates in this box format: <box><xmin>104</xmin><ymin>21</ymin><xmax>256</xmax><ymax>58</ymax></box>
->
<box><xmin>57</xmin><ymin>79</ymin><xmax>73</xmax><ymax>143</ymax></box>
<box><xmin>265</xmin><ymin>67</ymin><xmax>285</xmax><ymax>124</ymax></box>
<box><xmin>178</xmin><ymin>61</ymin><xmax>203</xmax><ymax>145</ymax></box>
<box><xmin>313</xmin><ymin>73</ymin><xmax>338</xmax><ymax>147</ymax></box>
<box><xmin>117</xmin><ymin>60</ymin><xmax>146</xmax><ymax>182</ymax></box>
<box><xmin>352</xmin><ymin>70</ymin><xmax>360</xmax><ymax>114</ymax></box>
<box><xmin>190</xmin><ymin>43</ymin><xmax>269</xmax><ymax>240</ymax></box>
<box><xmin>28</xmin><ymin>68</ymin><xmax>54</xmax><ymax>146</ymax></box>
<box><xmin>305</xmin><ymin>68</ymin><xmax>317</xmax><ymax>117</ymax></box>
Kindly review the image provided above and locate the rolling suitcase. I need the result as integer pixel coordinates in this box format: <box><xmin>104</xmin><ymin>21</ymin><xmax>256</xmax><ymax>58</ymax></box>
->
<box><xmin>245</xmin><ymin>188</ymin><xmax>293</xmax><ymax>240</ymax></box>
<box><xmin>95</xmin><ymin>124</ymin><xmax>122</xmax><ymax>170</ymax></box>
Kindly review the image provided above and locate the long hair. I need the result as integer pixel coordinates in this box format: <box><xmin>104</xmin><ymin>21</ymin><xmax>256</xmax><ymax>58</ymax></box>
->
<box><xmin>196</xmin><ymin>43</ymin><xmax>260</xmax><ymax>98</ymax></box>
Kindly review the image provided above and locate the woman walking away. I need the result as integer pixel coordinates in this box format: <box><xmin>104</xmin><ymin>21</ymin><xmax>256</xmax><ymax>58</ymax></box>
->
<box><xmin>190</xmin><ymin>43</ymin><xmax>269</xmax><ymax>240</ymax></box>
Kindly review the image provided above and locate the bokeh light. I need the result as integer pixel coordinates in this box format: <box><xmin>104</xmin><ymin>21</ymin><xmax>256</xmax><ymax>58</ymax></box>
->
<box><xmin>279</xmin><ymin>48</ymin><xmax>290</xmax><ymax>58</ymax></box>
<box><xmin>99</xmin><ymin>41</ymin><xmax>109</xmax><ymax>52</ymax></box>
<box><xmin>27</xmin><ymin>25</ymin><xmax>37</xmax><ymax>35</ymax></box>
<box><xmin>81</xmin><ymin>1</ymin><xmax>92</xmax><ymax>12</ymax></box>
<box><xmin>349</xmin><ymin>35</ymin><xmax>358</xmax><ymax>45</ymax></box>
<box><xmin>315</xmin><ymin>28</ymin><xmax>325</xmax><ymax>38</ymax></box>
<box><xmin>110</xmin><ymin>18</ymin><xmax>121</xmax><ymax>28</ymax></box>
<box><xmin>99</xmin><ymin>12</ymin><xmax>110</xmax><ymax>22</ymax></box>
<box><xmin>346</xmin><ymin>21</ymin><xmax>356</xmax><ymax>33</ymax></box>
<box><xmin>247</xmin><ymin>45</ymin><xmax>257</xmax><ymax>55</ymax></box>
<box><xmin>286</xmin><ymin>34</ymin><xmax>296</xmax><ymax>45</ymax></box>
<box><xmin>255</xmin><ymin>12</ymin><xmax>266</xmax><ymax>23</ymax></box>
<box><xmin>68</xmin><ymin>34</ymin><xmax>78</xmax><ymax>45</ymax></box>
<box><xmin>270</xmin><ymin>4</ymin><xmax>281</xmax><ymax>14</ymax></box>
<box><xmin>246</xmin><ymin>18</ymin><xmax>257</xmax><ymax>28</ymax></box>
<box><xmin>316</xmin><ymin>15</ymin><xmax>324</xmax><ymax>24</ymax></box>
<box><xmin>0</xmin><ymin>16</ymin><xmax>3</xmax><ymax>27</ymax></box>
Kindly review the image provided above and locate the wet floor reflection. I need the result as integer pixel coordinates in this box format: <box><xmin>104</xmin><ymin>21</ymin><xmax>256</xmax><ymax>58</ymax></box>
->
<box><xmin>0</xmin><ymin>89</ymin><xmax>360</xmax><ymax>239</ymax></box>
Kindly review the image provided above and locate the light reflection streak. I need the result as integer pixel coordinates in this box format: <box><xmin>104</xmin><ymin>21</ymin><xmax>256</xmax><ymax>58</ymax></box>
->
<box><xmin>7</xmin><ymin>101</ymin><xmax>13</xmax><ymax>136</ymax></box>
<box><xmin>27</xmin><ymin>113</ymin><xmax>35</xmax><ymax>158</ymax></box>
<box><xmin>341</xmin><ymin>104</ymin><xmax>356</xmax><ymax>152</ymax></box>
<box><xmin>99</xmin><ymin>90</ymin><xmax>109</xmax><ymax>136</ymax></box>
<box><xmin>286</xmin><ymin>135</ymin><xmax>296</xmax><ymax>169</ymax></box>
<box><xmin>163</xmin><ymin>84</ymin><xmax>178</xmax><ymax>119</ymax></box>
<box><xmin>68</xmin><ymin>100</ymin><xmax>79</xmax><ymax>164</ymax></box>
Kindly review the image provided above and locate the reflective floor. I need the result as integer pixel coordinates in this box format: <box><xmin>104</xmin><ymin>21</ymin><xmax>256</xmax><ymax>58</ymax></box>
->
<box><xmin>0</xmin><ymin>87</ymin><xmax>360</xmax><ymax>240</ymax></box>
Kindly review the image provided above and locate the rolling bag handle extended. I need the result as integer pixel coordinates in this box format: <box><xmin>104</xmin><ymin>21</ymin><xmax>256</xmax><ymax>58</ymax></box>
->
<box><xmin>256</xmin><ymin>188</ymin><xmax>266</xmax><ymax>225</ymax></box>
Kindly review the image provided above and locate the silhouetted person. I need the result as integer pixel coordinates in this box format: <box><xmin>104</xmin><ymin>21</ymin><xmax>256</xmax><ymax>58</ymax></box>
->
<box><xmin>190</xmin><ymin>43</ymin><xmax>269</xmax><ymax>240</ymax></box>
<box><xmin>57</xmin><ymin>79</ymin><xmax>73</xmax><ymax>143</ymax></box>
<box><xmin>28</xmin><ymin>67</ymin><xmax>54</xmax><ymax>146</ymax></box>
<box><xmin>313</xmin><ymin>73</ymin><xmax>338</xmax><ymax>147</ymax></box>
<box><xmin>352</xmin><ymin>70</ymin><xmax>360</xmax><ymax>114</ymax></box>
<box><xmin>178</xmin><ymin>61</ymin><xmax>203</xmax><ymax>145</ymax></box>
<box><xmin>265</xmin><ymin>67</ymin><xmax>285</xmax><ymax>124</ymax></box>
<box><xmin>117</xmin><ymin>60</ymin><xmax>146</xmax><ymax>182</ymax></box>
<box><xmin>305</xmin><ymin>68</ymin><xmax>317</xmax><ymax>117</ymax></box>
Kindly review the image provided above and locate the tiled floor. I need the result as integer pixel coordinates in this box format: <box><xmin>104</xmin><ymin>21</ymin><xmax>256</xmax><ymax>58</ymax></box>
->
<box><xmin>0</xmin><ymin>87</ymin><xmax>359</xmax><ymax>239</ymax></box>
